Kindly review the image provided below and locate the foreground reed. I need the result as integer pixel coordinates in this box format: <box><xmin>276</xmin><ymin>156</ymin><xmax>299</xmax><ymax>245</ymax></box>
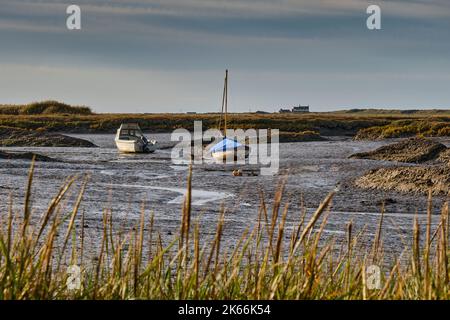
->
<box><xmin>0</xmin><ymin>160</ymin><xmax>448</xmax><ymax>300</ymax></box>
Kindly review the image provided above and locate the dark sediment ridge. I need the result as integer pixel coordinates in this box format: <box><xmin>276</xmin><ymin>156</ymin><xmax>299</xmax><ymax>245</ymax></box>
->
<box><xmin>438</xmin><ymin>149</ymin><xmax>450</xmax><ymax>165</ymax></box>
<box><xmin>350</xmin><ymin>137</ymin><xmax>447</xmax><ymax>163</ymax></box>
<box><xmin>0</xmin><ymin>151</ymin><xmax>56</xmax><ymax>162</ymax></box>
<box><xmin>355</xmin><ymin>166</ymin><xmax>450</xmax><ymax>195</ymax></box>
<box><xmin>353</xmin><ymin>138</ymin><xmax>450</xmax><ymax>195</ymax></box>
<box><xmin>0</xmin><ymin>126</ymin><xmax>97</xmax><ymax>147</ymax></box>
<box><xmin>275</xmin><ymin>131</ymin><xmax>328</xmax><ymax>143</ymax></box>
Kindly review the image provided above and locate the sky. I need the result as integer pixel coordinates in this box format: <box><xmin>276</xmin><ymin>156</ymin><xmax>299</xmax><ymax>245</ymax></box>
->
<box><xmin>1</xmin><ymin>0</ymin><xmax>450</xmax><ymax>113</ymax></box>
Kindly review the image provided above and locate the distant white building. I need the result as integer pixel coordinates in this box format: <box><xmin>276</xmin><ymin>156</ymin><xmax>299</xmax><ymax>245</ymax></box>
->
<box><xmin>279</xmin><ymin>105</ymin><xmax>310</xmax><ymax>113</ymax></box>
<box><xmin>292</xmin><ymin>105</ymin><xmax>310</xmax><ymax>113</ymax></box>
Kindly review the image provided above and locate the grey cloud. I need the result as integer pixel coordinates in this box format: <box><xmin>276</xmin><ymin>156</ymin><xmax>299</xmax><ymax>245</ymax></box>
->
<box><xmin>1</xmin><ymin>0</ymin><xmax>449</xmax><ymax>111</ymax></box>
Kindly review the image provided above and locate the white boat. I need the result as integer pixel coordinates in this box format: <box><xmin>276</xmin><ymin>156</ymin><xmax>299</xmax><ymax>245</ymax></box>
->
<box><xmin>115</xmin><ymin>123</ymin><xmax>157</xmax><ymax>153</ymax></box>
<box><xmin>210</xmin><ymin>70</ymin><xmax>250</xmax><ymax>162</ymax></box>
<box><xmin>211</xmin><ymin>138</ymin><xmax>250</xmax><ymax>161</ymax></box>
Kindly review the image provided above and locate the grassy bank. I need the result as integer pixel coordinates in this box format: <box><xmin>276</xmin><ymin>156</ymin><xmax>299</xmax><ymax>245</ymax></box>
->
<box><xmin>0</xmin><ymin>112</ymin><xmax>387</xmax><ymax>135</ymax></box>
<box><xmin>0</xmin><ymin>101</ymin><xmax>92</xmax><ymax>116</ymax></box>
<box><xmin>2</xmin><ymin>101</ymin><xmax>450</xmax><ymax>139</ymax></box>
<box><xmin>355</xmin><ymin>120</ymin><xmax>450</xmax><ymax>140</ymax></box>
<box><xmin>0</xmin><ymin>160</ymin><xmax>448</xmax><ymax>300</ymax></box>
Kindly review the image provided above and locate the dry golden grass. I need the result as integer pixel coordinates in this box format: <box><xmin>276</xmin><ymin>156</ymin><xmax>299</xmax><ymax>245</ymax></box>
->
<box><xmin>2</xmin><ymin>100</ymin><xmax>450</xmax><ymax>140</ymax></box>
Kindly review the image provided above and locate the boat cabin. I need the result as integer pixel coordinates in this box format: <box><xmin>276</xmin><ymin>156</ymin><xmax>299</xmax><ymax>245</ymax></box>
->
<box><xmin>117</xmin><ymin>123</ymin><xmax>145</xmax><ymax>140</ymax></box>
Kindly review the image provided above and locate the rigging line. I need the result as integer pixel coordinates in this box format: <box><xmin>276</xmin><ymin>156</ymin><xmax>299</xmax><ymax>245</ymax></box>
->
<box><xmin>218</xmin><ymin>71</ymin><xmax>227</xmax><ymax>134</ymax></box>
<box><xmin>224</xmin><ymin>69</ymin><xmax>228</xmax><ymax>137</ymax></box>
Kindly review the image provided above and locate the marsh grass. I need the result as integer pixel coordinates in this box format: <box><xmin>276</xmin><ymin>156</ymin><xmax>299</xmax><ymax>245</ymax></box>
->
<box><xmin>355</xmin><ymin>120</ymin><xmax>450</xmax><ymax>140</ymax></box>
<box><xmin>0</xmin><ymin>159</ymin><xmax>449</xmax><ymax>300</ymax></box>
<box><xmin>1</xmin><ymin>101</ymin><xmax>450</xmax><ymax>139</ymax></box>
<box><xmin>0</xmin><ymin>101</ymin><xmax>92</xmax><ymax>115</ymax></box>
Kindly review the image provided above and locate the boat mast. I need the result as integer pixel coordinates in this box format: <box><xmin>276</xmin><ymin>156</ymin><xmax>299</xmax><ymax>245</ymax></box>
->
<box><xmin>224</xmin><ymin>69</ymin><xmax>228</xmax><ymax>136</ymax></box>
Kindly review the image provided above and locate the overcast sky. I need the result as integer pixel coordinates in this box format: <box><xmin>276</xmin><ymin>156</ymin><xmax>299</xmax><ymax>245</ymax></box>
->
<box><xmin>1</xmin><ymin>0</ymin><xmax>450</xmax><ymax>113</ymax></box>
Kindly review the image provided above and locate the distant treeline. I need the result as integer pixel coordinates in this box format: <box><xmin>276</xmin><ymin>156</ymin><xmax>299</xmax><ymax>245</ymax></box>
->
<box><xmin>0</xmin><ymin>101</ymin><xmax>93</xmax><ymax>115</ymax></box>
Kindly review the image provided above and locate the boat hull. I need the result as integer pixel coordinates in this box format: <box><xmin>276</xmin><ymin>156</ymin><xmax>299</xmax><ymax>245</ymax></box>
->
<box><xmin>115</xmin><ymin>139</ymin><xmax>156</xmax><ymax>153</ymax></box>
<box><xmin>211</xmin><ymin>145</ymin><xmax>250</xmax><ymax>161</ymax></box>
